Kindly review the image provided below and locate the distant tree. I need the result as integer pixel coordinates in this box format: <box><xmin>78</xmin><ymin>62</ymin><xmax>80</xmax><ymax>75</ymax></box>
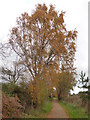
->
<box><xmin>78</xmin><ymin>71</ymin><xmax>89</xmax><ymax>90</ymax></box>
<box><xmin>0</xmin><ymin>43</ymin><xmax>10</xmax><ymax>58</ymax></box>
<box><xmin>57</xmin><ymin>71</ymin><xmax>76</xmax><ymax>100</ymax></box>
<box><xmin>1</xmin><ymin>62</ymin><xmax>26</xmax><ymax>84</ymax></box>
<box><xmin>78</xmin><ymin>71</ymin><xmax>90</xmax><ymax>104</ymax></box>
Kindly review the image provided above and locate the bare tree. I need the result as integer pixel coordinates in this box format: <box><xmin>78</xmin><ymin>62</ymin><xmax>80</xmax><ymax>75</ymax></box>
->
<box><xmin>1</xmin><ymin>61</ymin><xmax>26</xmax><ymax>84</ymax></box>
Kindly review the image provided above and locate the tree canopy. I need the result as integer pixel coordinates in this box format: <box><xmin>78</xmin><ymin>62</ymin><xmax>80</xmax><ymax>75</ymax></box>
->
<box><xmin>9</xmin><ymin>4</ymin><xmax>77</xmax><ymax>80</ymax></box>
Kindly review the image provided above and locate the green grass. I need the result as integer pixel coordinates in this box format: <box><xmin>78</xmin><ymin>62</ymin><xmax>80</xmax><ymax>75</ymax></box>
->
<box><xmin>23</xmin><ymin>101</ymin><xmax>52</xmax><ymax>118</ymax></box>
<box><xmin>41</xmin><ymin>101</ymin><xmax>52</xmax><ymax>114</ymax></box>
<box><xmin>59</xmin><ymin>101</ymin><xmax>88</xmax><ymax>118</ymax></box>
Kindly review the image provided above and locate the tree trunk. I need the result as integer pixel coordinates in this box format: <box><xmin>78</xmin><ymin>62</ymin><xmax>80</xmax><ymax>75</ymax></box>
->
<box><xmin>57</xmin><ymin>90</ymin><xmax>61</xmax><ymax>101</ymax></box>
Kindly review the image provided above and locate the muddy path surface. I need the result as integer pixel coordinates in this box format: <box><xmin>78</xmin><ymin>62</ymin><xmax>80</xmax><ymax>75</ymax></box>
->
<box><xmin>47</xmin><ymin>100</ymin><xmax>69</xmax><ymax>118</ymax></box>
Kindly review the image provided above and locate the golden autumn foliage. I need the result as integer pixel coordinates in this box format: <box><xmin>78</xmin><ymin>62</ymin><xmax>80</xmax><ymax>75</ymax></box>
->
<box><xmin>28</xmin><ymin>76</ymin><xmax>47</xmax><ymax>107</ymax></box>
<box><xmin>9</xmin><ymin>4</ymin><xmax>77</xmax><ymax>105</ymax></box>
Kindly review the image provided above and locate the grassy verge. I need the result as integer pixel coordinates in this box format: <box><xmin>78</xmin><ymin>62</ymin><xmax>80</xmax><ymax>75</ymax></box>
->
<box><xmin>23</xmin><ymin>101</ymin><xmax>52</xmax><ymax>118</ymax></box>
<box><xmin>59</xmin><ymin>101</ymin><xmax>88</xmax><ymax>118</ymax></box>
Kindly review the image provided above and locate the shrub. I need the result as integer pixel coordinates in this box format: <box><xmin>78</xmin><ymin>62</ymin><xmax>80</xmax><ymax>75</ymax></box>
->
<box><xmin>2</xmin><ymin>82</ymin><xmax>32</xmax><ymax>112</ymax></box>
<box><xmin>2</xmin><ymin>82</ymin><xmax>18</xmax><ymax>97</ymax></box>
<box><xmin>2</xmin><ymin>92</ymin><xmax>24</xmax><ymax>118</ymax></box>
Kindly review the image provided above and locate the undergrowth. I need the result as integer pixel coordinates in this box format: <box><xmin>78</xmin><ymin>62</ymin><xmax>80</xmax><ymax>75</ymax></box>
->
<box><xmin>59</xmin><ymin>101</ymin><xmax>88</xmax><ymax>118</ymax></box>
<box><xmin>23</xmin><ymin>100</ymin><xmax>52</xmax><ymax>118</ymax></box>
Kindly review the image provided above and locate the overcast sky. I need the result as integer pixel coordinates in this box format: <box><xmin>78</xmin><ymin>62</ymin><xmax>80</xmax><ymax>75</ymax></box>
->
<box><xmin>0</xmin><ymin>0</ymin><xmax>89</xmax><ymax>93</ymax></box>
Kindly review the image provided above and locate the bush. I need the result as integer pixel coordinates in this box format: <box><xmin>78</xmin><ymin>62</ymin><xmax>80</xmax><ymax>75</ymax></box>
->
<box><xmin>64</xmin><ymin>94</ymin><xmax>82</xmax><ymax>107</ymax></box>
<box><xmin>2</xmin><ymin>82</ymin><xmax>18</xmax><ymax>97</ymax></box>
<box><xmin>63</xmin><ymin>94</ymin><xmax>88</xmax><ymax>113</ymax></box>
<box><xmin>78</xmin><ymin>91</ymin><xmax>88</xmax><ymax>105</ymax></box>
<box><xmin>2</xmin><ymin>92</ymin><xmax>24</xmax><ymax>118</ymax></box>
<box><xmin>2</xmin><ymin>82</ymin><xmax>32</xmax><ymax>111</ymax></box>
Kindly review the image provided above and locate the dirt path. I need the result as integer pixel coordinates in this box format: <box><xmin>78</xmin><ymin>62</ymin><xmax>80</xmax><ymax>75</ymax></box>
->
<box><xmin>47</xmin><ymin>100</ymin><xmax>69</xmax><ymax>118</ymax></box>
